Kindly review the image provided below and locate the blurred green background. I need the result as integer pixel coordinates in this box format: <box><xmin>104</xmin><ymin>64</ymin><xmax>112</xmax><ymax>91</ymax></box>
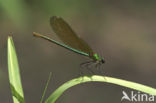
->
<box><xmin>0</xmin><ymin>0</ymin><xmax>156</xmax><ymax>103</ymax></box>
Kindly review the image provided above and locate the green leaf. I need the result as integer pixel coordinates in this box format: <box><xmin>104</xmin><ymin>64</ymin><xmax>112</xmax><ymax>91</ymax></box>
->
<box><xmin>8</xmin><ymin>36</ymin><xmax>25</xmax><ymax>103</ymax></box>
<box><xmin>40</xmin><ymin>72</ymin><xmax>52</xmax><ymax>103</ymax></box>
<box><xmin>45</xmin><ymin>75</ymin><xmax>156</xmax><ymax>103</ymax></box>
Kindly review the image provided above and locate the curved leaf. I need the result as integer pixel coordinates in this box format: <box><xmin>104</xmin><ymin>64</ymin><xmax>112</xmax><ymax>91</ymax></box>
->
<box><xmin>45</xmin><ymin>75</ymin><xmax>156</xmax><ymax>103</ymax></box>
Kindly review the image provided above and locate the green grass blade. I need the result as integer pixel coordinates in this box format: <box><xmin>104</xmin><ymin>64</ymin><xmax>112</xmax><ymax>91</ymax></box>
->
<box><xmin>40</xmin><ymin>72</ymin><xmax>52</xmax><ymax>103</ymax></box>
<box><xmin>8</xmin><ymin>36</ymin><xmax>25</xmax><ymax>103</ymax></box>
<box><xmin>45</xmin><ymin>75</ymin><xmax>156</xmax><ymax>103</ymax></box>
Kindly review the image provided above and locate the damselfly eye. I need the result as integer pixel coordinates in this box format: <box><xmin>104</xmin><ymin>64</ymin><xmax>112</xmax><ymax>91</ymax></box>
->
<box><xmin>101</xmin><ymin>59</ymin><xmax>105</xmax><ymax>64</ymax></box>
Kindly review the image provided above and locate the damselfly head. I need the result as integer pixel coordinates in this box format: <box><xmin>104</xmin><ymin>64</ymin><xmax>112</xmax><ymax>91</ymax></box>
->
<box><xmin>101</xmin><ymin>58</ymin><xmax>105</xmax><ymax>64</ymax></box>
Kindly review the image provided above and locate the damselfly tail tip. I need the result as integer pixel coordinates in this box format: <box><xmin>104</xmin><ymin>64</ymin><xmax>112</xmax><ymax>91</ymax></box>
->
<box><xmin>33</xmin><ymin>32</ymin><xmax>42</xmax><ymax>37</ymax></box>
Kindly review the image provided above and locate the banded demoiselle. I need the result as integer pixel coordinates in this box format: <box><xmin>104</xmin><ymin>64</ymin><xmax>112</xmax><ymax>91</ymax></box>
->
<box><xmin>33</xmin><ymin>16</ymin><xmax>105</xmax><ymax>73</ymax></box>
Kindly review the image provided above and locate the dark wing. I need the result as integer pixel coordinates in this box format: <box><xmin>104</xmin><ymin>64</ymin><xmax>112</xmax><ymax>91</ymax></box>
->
<box><xmin>50</xmin><ymin>16</ymin><xmax>93</xmax><ymax>54</ymax></box>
